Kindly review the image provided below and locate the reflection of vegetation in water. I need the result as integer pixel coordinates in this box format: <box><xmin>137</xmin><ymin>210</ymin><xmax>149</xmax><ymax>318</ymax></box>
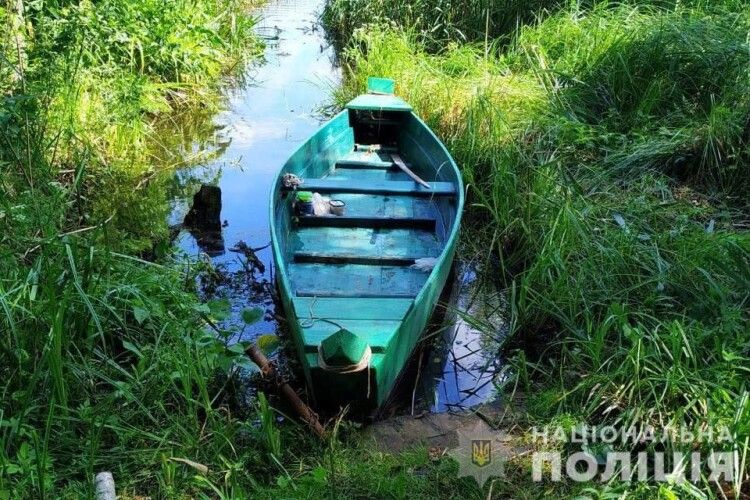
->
<box><xmin>3</xmin><ymin>0</ymin><xmax>264</xmax><ymax>252</ymax></box>
<box><xmin>327</xmin><ymin>0</ymin><xmax>750</xmax><ymax>495</ymax></box>
<box><xmin>417</xmin><ymin>262</ymin><xmax>507</xmax><ymax>413</ymax></box>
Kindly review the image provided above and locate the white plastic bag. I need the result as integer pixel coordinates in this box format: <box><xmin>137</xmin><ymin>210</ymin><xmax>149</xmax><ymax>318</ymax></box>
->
<box><xmin>312</xmin><ymin>193</ymin><xmax>331</xmax><ymax>216</ymax></box>
<box><xmin>410</xmin><ymin>257</ymin><xmax>437</xmax><ymax>272</ymax></box>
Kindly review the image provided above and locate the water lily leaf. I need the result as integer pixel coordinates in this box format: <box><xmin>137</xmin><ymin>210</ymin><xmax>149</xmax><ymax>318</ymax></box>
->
<box><xmin>241</xmin><ymin>307</ymin><xmax>264</xmax><ymax>325</ymax></box>
<box><xmin>256</xmin><ymin>334</ymin><xmax>280</xmax><ymax>355</ymax></box>
<box><xmin>207</xmin><ymin>298</ymin><xmax>231</xmax><ymax>320</ymax></box>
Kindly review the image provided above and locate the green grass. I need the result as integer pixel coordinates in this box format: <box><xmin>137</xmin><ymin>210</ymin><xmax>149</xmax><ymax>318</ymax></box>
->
<box><xmin>322</xmin><ymin>0</ymin><xmax>562</xmax><ymax>50</ymax></box>
<box><xmin>3</xmin><ymin>0</ymin><xmax>263</xmax><ymax>252</ymax></box>
<box><xmin>2</xmin><ymin>1</ymin><xmax>494</xmax><ymax>496</ymax></box>
<box><xmin>3</xmin><ymin>0</ymin><xmax>750</xmax><ymax>495</ymax></box>
<box><xmin>328</xmin><ymin>0</ymin><xmax>750</xmax><ymax>495</ymax></box>
<box><xmin>322</xmin><ymin>0</ymin><xmax>748</xmax><ymax>50</ymax></box>
<box><xmin>0</xmin><ymin>0</ymin><xmax>275</xmax><ymax>496</ymax></box>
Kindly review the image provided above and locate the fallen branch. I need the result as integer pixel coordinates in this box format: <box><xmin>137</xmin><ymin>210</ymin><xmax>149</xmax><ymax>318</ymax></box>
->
<box><xmin>245</xmin><ymin>345</ymin><xmax>326</xmax><ymax>438</ymax></box>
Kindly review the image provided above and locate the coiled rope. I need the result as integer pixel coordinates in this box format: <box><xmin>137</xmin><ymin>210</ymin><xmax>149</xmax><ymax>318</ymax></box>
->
<box><xmin>302</xmin><ymin>297</ymin><xmax>373</xmax><ymax>398</ymax></box>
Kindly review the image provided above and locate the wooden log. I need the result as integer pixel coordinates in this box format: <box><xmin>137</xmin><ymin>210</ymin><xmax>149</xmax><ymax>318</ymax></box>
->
<box><xmin>245</xmin><ymin>345</ymin><xmax>326</xmax><ymax>438</ymax></box>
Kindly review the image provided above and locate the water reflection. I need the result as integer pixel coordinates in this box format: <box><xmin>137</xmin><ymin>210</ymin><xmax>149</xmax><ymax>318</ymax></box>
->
<box><xmin>166</xmin><ymin>0</ymin><xmax>505</xmax><ymax>414</ymax></box>
<box><xmin>427</xmin><ymin>264</ymin><xmax>507</xmax><ymax>412</ymax></box>
<box><xmin>381</xmin><ymin>262</ymin><xmax>507</xmax><ymax>416</ymax></box>
<box><xmin>169</xmin><ymin>0</ymin><xmax>341</xmax><ymax>341</ymax></box>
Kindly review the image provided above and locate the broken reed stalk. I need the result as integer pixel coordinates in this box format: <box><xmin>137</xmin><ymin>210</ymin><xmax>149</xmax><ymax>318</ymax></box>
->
<box><xmin>245</xmin><ymin>345</ymin><xmax>326</xmax><ymax>438</ymax></box>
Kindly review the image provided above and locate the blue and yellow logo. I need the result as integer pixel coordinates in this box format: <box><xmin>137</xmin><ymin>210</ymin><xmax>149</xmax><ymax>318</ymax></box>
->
<box><xmin>471</xmin><ymin>440</ymin><xmax>491</xmax><ymax>467</ymax></box>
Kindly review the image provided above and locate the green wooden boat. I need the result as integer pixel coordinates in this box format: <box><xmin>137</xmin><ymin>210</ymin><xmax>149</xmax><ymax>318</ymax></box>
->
<box><xmin>269</xmin><ymin>78</ymin><xmax>464</xmax><ymax>409</ymax></box>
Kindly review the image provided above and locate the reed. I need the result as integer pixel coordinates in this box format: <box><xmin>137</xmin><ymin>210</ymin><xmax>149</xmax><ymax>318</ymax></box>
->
<box><xmin>331</xmin><ymin>0</ymin><xmax>750</xmax><ymax>494</ymax></box>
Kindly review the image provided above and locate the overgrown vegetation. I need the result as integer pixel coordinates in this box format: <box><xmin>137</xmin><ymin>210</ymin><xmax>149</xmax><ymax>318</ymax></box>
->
<box><xmin>3</xmin><ymin>0</ymin><xmax>749</xmax><ymax>494</ymax></box>
<box><xmin>326</xmin><ymin>0</ymin><xmax>750</xmax><ymax>495</ymax></box>
<box><xmin>323</xmin><ymin>0</ymin><xmax>562</xmax><ymax>50</ymax></box>
<box><xmin>0</xmin><ymin>0</ymin><xmax>275</xmax><ymax>495</ymax></box>
<box><xmin>2</xmin><ymin>1</ymin><xmax>480</xmax><ymax>496</ymax></box>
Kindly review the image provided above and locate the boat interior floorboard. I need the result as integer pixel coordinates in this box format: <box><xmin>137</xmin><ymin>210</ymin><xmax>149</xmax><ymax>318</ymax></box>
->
<box><xmin>292</xmin><ymin>227</ymin><xmax>440</xmax><ymax>261</ymax></box>
<box><xmin>307</xmin><ymin>193</ymin><xmax>436</xmax><ymax>219</ymax></box>
<box><xmin>324</xmin><ymin>168</ymin><xmax>410</xmax><ymax>182</ymax></box>
<box><xmin>298</xmin><ymin>319</ymin><xmax>401</xmax><ymax>353</ymax></box>
<box><xmin>336</xmin><ymin>150</ymin><xmax>396</xmax><ymax>168</ymax></box>
<box><xmin>293</xmin><ymin>297</ymin><xmax>413</xmax><ymax>321</ymax></box>
<box><xmin>290</xmin><ymin>263</ymin><xmax>429</xmax><ymax>298</ymax></box>
<box><xmin>286</xmin><ymin>145</ymin><xmax>453</xmax><ymax>305</ymax></box>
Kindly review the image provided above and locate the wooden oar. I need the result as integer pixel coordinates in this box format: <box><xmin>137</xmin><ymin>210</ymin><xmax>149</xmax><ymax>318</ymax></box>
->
<box><xmin>391</xmin><ymin>153</ymin><xmax>431</xmax><ymax>189</ymax></box>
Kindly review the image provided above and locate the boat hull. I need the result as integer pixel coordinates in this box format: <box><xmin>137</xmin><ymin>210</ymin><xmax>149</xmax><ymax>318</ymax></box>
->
<box><xmin>270</xmin><ymin>84</ymin><xmax>463</xmax><ymax>410</ymax></box>
<box><xmin>273</xmin><ymin>229</ymin><xmax>457</xmax><ymax>409</ymax></box>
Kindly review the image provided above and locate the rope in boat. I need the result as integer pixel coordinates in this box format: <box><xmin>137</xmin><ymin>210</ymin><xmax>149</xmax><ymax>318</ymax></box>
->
<box><xmin>316</xmin><ymin>345</ymin><xmax>372</xmax><ymax>374</ymax></box>
<box><xmin>299</xmin><ymin>296</ymin><xmax>345</xmax><ymax>330</ymax></box>
<box><xmin>301</xmin><ymin>297</ymin><xmax>373</xmax><ymax>398</ymax></box>
<box><xmin>317</xmin><ymin>344</ymin><xmax>372</xmax><ymax>399</ymax></box>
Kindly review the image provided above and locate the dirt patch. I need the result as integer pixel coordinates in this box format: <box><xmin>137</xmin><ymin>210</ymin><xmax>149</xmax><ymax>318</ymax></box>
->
<box><xmin>363</xmin><ymin>404</ymin><xmax>517</xmax><ymax>453</ymax></box>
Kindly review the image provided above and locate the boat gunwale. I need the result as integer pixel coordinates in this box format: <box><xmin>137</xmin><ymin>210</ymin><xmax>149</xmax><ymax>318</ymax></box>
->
<box><xmin>268</xmin><ymin>109</ymin><xmax>350</xmax><ymax>309</ymax></box>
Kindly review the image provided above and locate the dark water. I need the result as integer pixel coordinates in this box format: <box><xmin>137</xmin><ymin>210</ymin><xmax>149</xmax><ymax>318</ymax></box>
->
<box><xmin>168</xmin><ymin>0</ymin><xmax>504</xmax><ymax>414</ymax></box>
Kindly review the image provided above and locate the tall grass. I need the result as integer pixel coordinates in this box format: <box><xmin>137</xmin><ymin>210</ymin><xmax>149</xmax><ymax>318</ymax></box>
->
<box><xmin>322</xmin><ymin>0</ymin><xmax>745</xmax><ymax>49</ymax></box>
<box><xmin>323</xmin><ymin>0</ymin><xmax>562</xmax><ymax>49</ymax></box>
<box><xmin>332</xmin><ymin>0</ymin><xmax>750</xmax><ymax>493</ymax></box>
<box><xmin>0</xmin><ymin>0</ymin><xmax>280</xmax><ymax>496</ymax></box>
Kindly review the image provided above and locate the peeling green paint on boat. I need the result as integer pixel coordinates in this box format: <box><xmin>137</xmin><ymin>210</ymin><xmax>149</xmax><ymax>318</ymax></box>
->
<box><xmin>269</xmin><ymin>79</ymin><xmax>464</xmax><ymax>410</ymax></box>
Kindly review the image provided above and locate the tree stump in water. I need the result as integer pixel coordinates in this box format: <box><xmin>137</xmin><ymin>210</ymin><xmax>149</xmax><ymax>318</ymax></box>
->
<box><xmin>184</xmin><ymin>185</ymin><xmax>225</xmax><ymax>255</ymax></box>
<box><xmin>185</xmin><ymin>185</ymin><xmax>222</xmax><ymax>231</ymax></box>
